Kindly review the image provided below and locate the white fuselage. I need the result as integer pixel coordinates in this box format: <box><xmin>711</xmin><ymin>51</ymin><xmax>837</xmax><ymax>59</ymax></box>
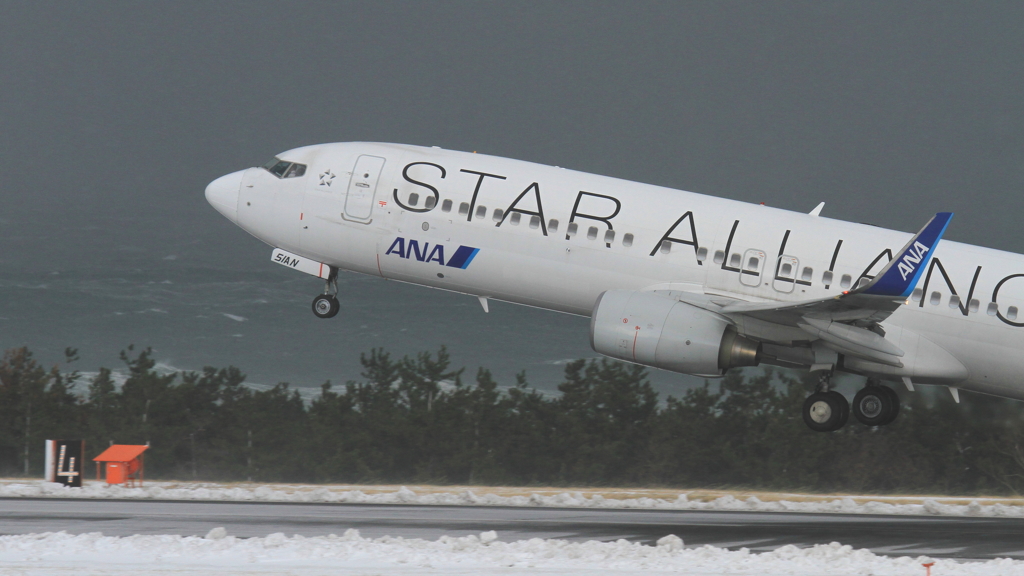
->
<box><xmin>209</xmin><ymin>142</ymin><xmax>1024</xmax><ymax>402</ymax></box>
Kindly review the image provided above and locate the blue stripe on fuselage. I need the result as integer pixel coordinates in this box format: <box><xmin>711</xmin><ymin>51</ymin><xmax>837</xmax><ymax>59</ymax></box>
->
<box><xmin>446</xmin><ymin>246</ymin><xmax>480</xmax><ymax>269</ymax></box>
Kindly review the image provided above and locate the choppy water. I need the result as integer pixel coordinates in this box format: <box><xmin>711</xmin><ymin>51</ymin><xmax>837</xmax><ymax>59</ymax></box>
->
<box><xmin>1</xmin><ymin>232</ymin><xmax>704</xmax><ymax>398</ymax></box>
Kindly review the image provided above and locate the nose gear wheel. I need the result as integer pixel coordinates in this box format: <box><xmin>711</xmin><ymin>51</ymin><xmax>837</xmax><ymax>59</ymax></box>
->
<box><xmin>312</xmin><ymin>294</ymin><xmax>340</xmax><ymax>318</ymax></box>
<box><xmin>311</xmin><ymin>266</ymin><xmax>340</xmax><ymax>319</ymax></box>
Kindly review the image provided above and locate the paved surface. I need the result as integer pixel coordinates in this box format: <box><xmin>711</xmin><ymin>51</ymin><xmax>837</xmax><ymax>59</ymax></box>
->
<box><xmin>2</xmin><ymin>498</ymin><xmax>1022</xmax><ymax>560</ymax></box>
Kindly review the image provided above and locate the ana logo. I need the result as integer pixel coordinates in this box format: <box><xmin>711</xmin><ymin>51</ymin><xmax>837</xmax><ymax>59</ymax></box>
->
<box><xmin>897</xmin><ymin>241</ymin><xmax>930</xmax><ymax>281</ymax></box>
<box><xmin>385</xmin><ymin>237</ymin><xmax>480</xmax><ymax>269</ymax></box>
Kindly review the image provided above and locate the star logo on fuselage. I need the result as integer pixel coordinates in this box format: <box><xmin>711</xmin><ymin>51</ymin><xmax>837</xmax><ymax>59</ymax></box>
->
<box><xmin>319</xmin><ymin>170</ymin><xmax>336</xmax><ymax>187</ymax></box>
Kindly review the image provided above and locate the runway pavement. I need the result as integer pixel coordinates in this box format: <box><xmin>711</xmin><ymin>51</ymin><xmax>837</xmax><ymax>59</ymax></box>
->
<box><xmin>1</xmin><ymin>497</ymin><xmax>1022</xmax><ymax>560</ymax></box>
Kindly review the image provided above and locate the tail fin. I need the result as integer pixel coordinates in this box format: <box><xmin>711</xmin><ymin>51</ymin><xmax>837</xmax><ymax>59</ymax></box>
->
<box><xmin>857</xmin><ymin>212</ymin><xmax>953</xmax><ymax>298</ymax></box>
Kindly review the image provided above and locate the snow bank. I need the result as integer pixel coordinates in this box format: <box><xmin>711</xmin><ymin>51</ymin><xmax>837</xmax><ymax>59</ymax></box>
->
<box><xmin>0</xmin><ymin>530</ymin><xmax>1020</xmax><ymax>576</ymax></box>
<box><xmin>3</xmin><ymin>480</ymin><xmax>1023</xmax><ymax>519</ymax></box>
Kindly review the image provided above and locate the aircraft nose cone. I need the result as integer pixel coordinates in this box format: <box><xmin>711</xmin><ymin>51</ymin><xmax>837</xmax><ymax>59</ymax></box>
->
<box><xmin>205</xmin><ymin>170</ymin><xmax>244</xmax><ymax>223</ymax></box>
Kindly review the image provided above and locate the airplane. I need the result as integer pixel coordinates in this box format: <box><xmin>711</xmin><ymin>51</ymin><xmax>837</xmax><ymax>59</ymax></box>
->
<box><xmin>205</xmin><ymin>142</ymin><xmax>1024</xmax><ymax>432</ymax></box>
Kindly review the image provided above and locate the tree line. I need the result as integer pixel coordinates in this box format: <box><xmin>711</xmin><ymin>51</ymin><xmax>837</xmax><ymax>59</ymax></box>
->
<box><xmin>1</xmin><ymin>345</ymin><xmax>1023</xmax><ymax>494</ymax></box>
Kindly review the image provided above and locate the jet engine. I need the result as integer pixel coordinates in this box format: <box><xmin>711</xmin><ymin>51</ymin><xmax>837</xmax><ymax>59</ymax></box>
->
<box><xmin>590</xmin><ymin>290</ymin><xmax>761</xmax><ymax>376</ymax></box>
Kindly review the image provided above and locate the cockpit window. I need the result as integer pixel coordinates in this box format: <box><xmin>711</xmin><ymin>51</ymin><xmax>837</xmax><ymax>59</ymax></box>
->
<box><xmin>262</xmin><ymin>157</ymin><xmax>307</xmax><ymax>179</ymax></box>
<box><xmin>283</xmin><ymin>163</ymin><xmax>306</xmax><ymax>178</ymax></box>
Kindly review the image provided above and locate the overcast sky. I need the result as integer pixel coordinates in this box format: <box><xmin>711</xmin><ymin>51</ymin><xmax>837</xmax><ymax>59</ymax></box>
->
<box><xmin>3</xmin><ymin>2</ymin><xmax>1024</xmax><ymax>388</ymax></box>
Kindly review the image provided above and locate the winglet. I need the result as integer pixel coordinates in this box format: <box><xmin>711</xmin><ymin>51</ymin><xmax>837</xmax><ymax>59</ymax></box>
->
<box><xmin>856</xmin><ymin>212</ymin><xmax>953</xmax><ymax>298</ymax></box>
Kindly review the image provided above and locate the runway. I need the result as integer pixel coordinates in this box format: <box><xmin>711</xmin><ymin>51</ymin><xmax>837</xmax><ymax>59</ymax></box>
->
<box><xmin>2</xmin><ymin>498</ymin><xmax>1022</xmax><ymax>560</ymax></box>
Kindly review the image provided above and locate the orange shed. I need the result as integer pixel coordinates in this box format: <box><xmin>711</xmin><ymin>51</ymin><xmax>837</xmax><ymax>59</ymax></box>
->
<box><xmin>93</xmin><ymin>445</ymin><xmax>148</xmax><ymax>487</ymax></box>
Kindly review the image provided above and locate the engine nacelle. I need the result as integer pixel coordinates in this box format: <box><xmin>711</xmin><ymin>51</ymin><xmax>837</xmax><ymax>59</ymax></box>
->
<box><xmin>590</xmin><ymin>290</ymin><xmax>761</xmax><ymax>376</ymax></box>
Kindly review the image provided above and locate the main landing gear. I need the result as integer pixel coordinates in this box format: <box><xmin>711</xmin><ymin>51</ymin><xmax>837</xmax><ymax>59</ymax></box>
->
<box><xmin>803</xmin><ymin>373</ymin><xmax>849</xmax><ymax>432</ymax></box>
<box><xmin>311</xmin><ymin>268</ymin><xmax>340</xmax><ymax>319</ymax></box>
<box><xmin>852</xmin><ymin>381</ymin><xmax>900</xmax><ymax>426</ymax></box>
<box><xmin>802</xmin><ymin>374</ymin><xmax>901</xmax><ymax>432</ymax></box>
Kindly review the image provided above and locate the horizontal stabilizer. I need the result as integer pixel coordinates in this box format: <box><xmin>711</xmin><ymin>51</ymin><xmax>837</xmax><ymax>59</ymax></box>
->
<box><xmin>857</xmin><ymin>212</ymin><xmax>953</xmax><ymax>298</ymax></box>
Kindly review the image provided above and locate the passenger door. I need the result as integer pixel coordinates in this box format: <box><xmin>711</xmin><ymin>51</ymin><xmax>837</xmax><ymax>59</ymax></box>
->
<box><xmin>343</xmin><ymin>155</ymin><xmax>386</xmax><ymax>223</ymax></box>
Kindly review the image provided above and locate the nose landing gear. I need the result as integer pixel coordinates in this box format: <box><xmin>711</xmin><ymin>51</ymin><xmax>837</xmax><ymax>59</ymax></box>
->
<box><xmin>311</xmin><ymin>268</ymin><xmax>340</xmax><ymax>319</ymax></box>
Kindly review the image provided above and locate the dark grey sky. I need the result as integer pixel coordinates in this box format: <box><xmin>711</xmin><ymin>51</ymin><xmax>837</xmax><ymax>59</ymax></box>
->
<box><xmin>3</xmin><ymin>2</ymin><xmax>1024</xmax><ymax>391</ymax></box>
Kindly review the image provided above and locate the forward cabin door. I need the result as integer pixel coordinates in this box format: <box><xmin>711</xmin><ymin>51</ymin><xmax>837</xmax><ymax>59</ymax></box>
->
<box><xmin>343</xmin><ymin>155</ymin><xmax>386</xmax><ymax>223</ymax></box>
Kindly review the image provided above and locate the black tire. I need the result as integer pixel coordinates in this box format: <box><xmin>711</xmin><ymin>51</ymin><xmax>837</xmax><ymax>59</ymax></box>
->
<box><xmin>325</xmin><ymin>295</ymin><xmax>340</xmax><ymax>318</ymax></box>
<box><xmin>852</xmin><ymin>386</ymin><xmax>893</xmax><ymax>426</ymax></box>
<box><xmin>803</xmin><ymin>391</ymin><xmax>848</xmax><ymax>432</ymax></box>
<box><xmin>880</xmin><ymin>385</ymin><xmax>900</xmax><ymax>425</ymax></box>
<box><xmin>312</xmin><ymin>294</ymin><xmax>339</xmax><ymax>319</ymax></box>
<box><xmin>830</xmin><ymin>390</ymin><xmax>850</xmax><ymax>429</ymax></box>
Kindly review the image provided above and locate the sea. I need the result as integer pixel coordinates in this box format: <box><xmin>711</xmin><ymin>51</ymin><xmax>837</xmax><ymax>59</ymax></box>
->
<box><xmin>1</xmin><ymin>211</ymin><xmax>709</xmax><ymax>400</ymax></box>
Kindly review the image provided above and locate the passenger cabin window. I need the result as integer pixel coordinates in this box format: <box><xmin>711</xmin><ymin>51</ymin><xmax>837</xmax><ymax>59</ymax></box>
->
<box><xmin>697</xmin><ymin>247</ymin><xmax>708</xmax><ymax>261</ymax></box>
<box><xmin>1009</xmin><ymin>306</ymin><xmax>1019</xmax><ymax>321</ymax></box>
<box><xmin>475</xmin><ymin>205</ymin><xmax>487</xmax><ymax>219</ymax></box>
<box><xmin>840</xmin><ymin>274</ymin><xmax>852</xmax><ymax>289</ymax></box>
<box><xmin>661</xmin><ymin>240</ymin><xmax>672</xmax><ymax>254</ymax></box>
<box><xmin>930</xmin><ymin>291</ymin><xmax>941</xmax><ymax>306</ymax></box>
<box><xmin>714</xmin><ymin>251</ymin><xmax>725</xmax><ymax>265</ymax></box>
<box><xmin>745</xmin><ymin>256</ymin><xmax>760</xmax><ymax>271</ymax></box>
<box><xmin>969</xmin><ymin>298</ymin><xmax>980</xmax><ymax>314</ymax></box>
<box><xmin>442</xmin><ymin>199</ymin><xmax>453</xmax><ymax>213</ymax></box>
<box><xmin>548</xmin><ymin>219</ymin><xmax>559</xmax><ymax>232</ymax></box>
<box><xmin>263</xmin><ymin>158</ymin><xmax>307</xmax><ymax>179</ymax></box>
<box><xmin>587</xmin><ymin>226</ymin><xmax>599</xmax><ymax>240</ymax></box>
<box><xmin>530</xmin><ymin>216</ymin><xmax>541</xmax><ymax>229</ymax></box>
<box><xmin>510</xmin><ymin>212</ymin><xmax>521</xmax><ymax>225</ymax></box>
<box><xmin>408</xmin><ymin>193</ymin><xmax>420</xmax><ymax>206</ymax></box>
<box><xmin>801</xmin><ymin>267</ymin><xmax>813</xmax><ymax>282</ymax></box>
<box><xmin>780</xmin><ymin>262</ymin><xmax>793</xmax><ymax>276</ymax></box>
<box><xmin>911</xmin><ymin>288</ymin><xmax>924</xmax><ymax>302</ymax></box>
<box><xmin>948</xmin><ymin>294</ymin><xmax>960</xmax><ymax>309</ymax></box>
<box><xmin>822</xmin><ymin>270</ymin><xmax>834</xmax><ymax>285</ymax></box>
<box><xmin>492</xmin><ymin>208</ymin><xmax>503</xmax><ymax>222</ymax></box>
<box><xmin>987</xmin><ymin>302</ymin><xmax>999</xmax><ymax>316</ymax></box>
<box><xmin>459</xmin><ymin>202</ymin><xmax>470</xmax><ymax>215</ymax></box>
<box><xmin>622</xmin><ymin>233</ymin><xmax>634</xmax><ymax>247</ymax></box>
<box><xmin>567</xmin><ymin>222</ymin><xmax>578</xmax><ymax>237</ymax></box>
<box><xmin>729</xmin><ymin>253</ymin><xmax>741</xmax><ymax>267</ymax></box>
<box><xmin>424</xmin><ymin>196</ymin><xmax>436</xmax><ymax>209</ymax></box>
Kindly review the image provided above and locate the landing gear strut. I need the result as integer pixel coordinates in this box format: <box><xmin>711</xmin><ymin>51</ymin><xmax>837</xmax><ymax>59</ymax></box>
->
<box><xmin>311</xmin><ymin>268</ymin><xmax>340</xmax><ymax>319</ymax></box>
<box><xmin>852</xmin><ymin>380</ymin><xmax>900</xmax><ymax>426</ymax></box>
<box><xmin>802</xmin><ymin>372</ymin><xmax>849</xmax><ymax>432</ymax></box>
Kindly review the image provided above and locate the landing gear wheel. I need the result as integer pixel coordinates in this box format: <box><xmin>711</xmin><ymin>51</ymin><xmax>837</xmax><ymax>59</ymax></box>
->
<box><xmin>312</xmin><ymin>294</ymin><xmax>340</xmax><ymax>319</ymax></box>
<box><xmin>832</xmin><ymin>390</ymin><xmax>850</xmax><ymax>427</ymax></box>
<box><xmin>803</xmin><ymin>391</ymin><xmax>850</xmax><ymax>432</ymax></box>
<box><xmin>853</xmin><ymin>385</ymin><xmax>900</xmax><ymax>426</ymax></box>
<box><xmin>881</xmin><ymin>385</ymin><xmax>900</xmax><ymax>425</ymax></box>
<box><xmin>853</xmin><ymin>386</ymin><xmax>893</xmax><ymax>426</ymax></box>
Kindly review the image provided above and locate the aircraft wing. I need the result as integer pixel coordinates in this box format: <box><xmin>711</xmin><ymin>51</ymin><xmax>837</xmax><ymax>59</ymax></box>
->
<box><xmin>716</xmin><ymin>213</ymin><xmax>953</xmax><ymax>365</ymax></box>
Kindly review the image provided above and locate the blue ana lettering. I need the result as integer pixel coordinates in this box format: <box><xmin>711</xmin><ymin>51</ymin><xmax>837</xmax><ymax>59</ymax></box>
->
<box><xmin>898</xmin><ymin>241</ymin><xmax>930</xmax><ymax>281</ymax></box>
<box><xmin>384</xmin><ymin>237</ymin><xmax>479</xmax><ymax>269</ymax></box>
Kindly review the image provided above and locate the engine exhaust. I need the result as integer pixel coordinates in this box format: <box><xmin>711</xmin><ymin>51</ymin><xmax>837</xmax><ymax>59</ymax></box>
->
<box><xmin>718</xmin><ymin>328</ymin><xmax>762</xmax><ymax>370</ymax></box>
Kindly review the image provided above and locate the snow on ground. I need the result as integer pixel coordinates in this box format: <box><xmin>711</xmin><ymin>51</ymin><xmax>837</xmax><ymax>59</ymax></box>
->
<box><xmin>2</xmin><ymin>479</ymin><xmax>1023</xmax><ymax>519</ymax></box>
<box><xmin>2</xmin><ymin>529</ymin><xmax>1023</xmax><ymax>576</ymax></box>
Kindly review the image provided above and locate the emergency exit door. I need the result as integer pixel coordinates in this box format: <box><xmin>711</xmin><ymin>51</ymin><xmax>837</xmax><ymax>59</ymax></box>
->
<box><xmin>344</xmin><ymin>155</ymin><xmax>386</xmax><ymax>222</ymax></box>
